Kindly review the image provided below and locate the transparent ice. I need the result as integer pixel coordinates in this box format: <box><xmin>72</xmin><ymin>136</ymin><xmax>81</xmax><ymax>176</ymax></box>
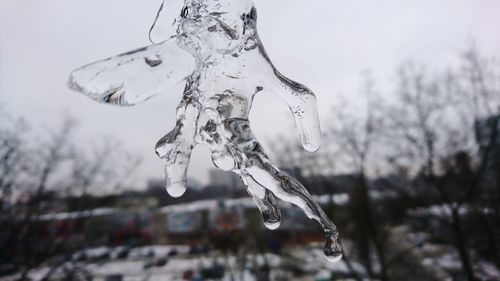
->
<box><xmin>68</xmin><ymin>0</ymin><xmax>342</xmax><ymax>262</ymax></box>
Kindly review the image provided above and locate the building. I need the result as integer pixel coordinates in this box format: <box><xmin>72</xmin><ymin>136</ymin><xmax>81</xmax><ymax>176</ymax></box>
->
<box><xmin>475</xmin><ymin>114</ymin><xmax>500</xmax><ymax>194</ymax></box>
<box><xmin>208</xmin><ymin>169</ymin><xmax>242</xmax><ymax>189</ymax></box>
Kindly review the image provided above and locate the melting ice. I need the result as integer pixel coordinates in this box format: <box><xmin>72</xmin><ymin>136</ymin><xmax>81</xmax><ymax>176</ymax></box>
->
<box><xmin>68</xmin><ymin>0</ymin><xmax>342</xmax><ymax>262</ymax></box>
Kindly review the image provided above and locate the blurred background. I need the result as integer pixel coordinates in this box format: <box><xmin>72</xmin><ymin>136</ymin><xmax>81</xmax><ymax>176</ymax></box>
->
<box><xmin>1</xmin><ymin>0</ymin><xmax>500</xmax><ymax>280</ymax></box>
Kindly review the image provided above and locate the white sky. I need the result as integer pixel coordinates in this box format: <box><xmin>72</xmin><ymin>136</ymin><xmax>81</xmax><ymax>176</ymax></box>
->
<box><xmin>1</xmin><ymin>0</ymin><xmax>499</xmax><ymax>188</ymax></box>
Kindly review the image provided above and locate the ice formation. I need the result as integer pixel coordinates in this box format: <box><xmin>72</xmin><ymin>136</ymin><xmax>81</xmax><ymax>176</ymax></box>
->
<box><xmin>68</xmin><ymin>0</ymin><xmax>342</xmax><ymax>261</ymax></box>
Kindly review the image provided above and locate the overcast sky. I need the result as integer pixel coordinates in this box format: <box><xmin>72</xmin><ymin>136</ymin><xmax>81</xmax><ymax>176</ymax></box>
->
<box><xmin>1</xmin><ymin>0</ymin><xmax>499</xmax><ymax>188</ymax></box>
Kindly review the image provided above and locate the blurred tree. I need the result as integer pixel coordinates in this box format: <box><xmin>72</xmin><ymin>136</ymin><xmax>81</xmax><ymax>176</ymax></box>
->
<box><xmin>271</xmin><ymin>46</ymin><xmax>500</xmax><ymax>280</ymax></box>
<box><xmin>0</xmin><ymin>111</ymin><xmax>140</xmax><ymax>280</ymax></box>
<box><xmin>328</xmin><ymin>73</ymin><xmax>390</xmax><ymax>281</ymax></box>
<box><xmin>385</xmin><ymin>47</ymin><xmax>500</xmax><ymax>281</ymax></box>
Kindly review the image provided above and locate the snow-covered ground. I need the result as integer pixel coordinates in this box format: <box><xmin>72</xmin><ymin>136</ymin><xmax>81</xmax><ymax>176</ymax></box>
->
<box><xmin>4</xmin><ymin>245</ymin><xmax>359</xmax><ymax>281</ymax></box>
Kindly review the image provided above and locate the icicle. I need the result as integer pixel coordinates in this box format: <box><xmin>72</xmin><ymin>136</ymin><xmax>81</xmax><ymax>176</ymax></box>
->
<box><xmin>69</xmin><ymin>0</ymin><xmax>342</xmax><ymax>262</ymax></box>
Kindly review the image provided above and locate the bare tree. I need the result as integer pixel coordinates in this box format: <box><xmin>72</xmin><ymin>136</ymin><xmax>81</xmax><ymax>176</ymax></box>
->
<box><xmin>327</xmin><ymin>73</ymin><xmax>391</xmax><ymax>281</ymax></box>
<box><xmin>0</xmin><ymin>112</ymin><xmax>140</xmax><ymax>280</ymax></box>
<box><xmin>384</xmin><ymin>46</ymin><xmax>500</xmax><ymax>281</ymax></box>
<box><xmin>267</xmin><ymin>46</ymin><xmax>500</xmax><ymax>280</ymax></box>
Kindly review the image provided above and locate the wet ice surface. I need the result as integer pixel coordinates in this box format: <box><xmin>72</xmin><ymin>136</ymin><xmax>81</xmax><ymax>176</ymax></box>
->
<box><xmin>68</xmin><ymin>0</ymin><xmax>342</xmax><ymax>261</ymax></box>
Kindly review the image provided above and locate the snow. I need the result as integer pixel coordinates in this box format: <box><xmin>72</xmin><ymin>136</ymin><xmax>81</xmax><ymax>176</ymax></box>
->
<box><xmin>159</xmin><ymin>195</ymin><xmax>349</xmax><ymax>214</ymax></box>
<box><xmin>5</xmin><ymin>245</ymin><xmax>360</xmax><ymax>281</ymax></box>
<box><xmin>36</xmin><ymin>208</ymin><xmax>117</xmax><ymax>221</ymax></box>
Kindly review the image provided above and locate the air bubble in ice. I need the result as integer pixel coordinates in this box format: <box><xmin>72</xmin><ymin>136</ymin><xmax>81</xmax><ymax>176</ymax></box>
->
<box><xmin>68</xmin><ymin>0</ymin><xmax>342</xmax><ymax>262</ymax></box>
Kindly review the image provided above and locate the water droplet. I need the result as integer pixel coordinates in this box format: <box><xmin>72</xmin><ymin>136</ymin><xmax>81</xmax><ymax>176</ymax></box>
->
<box><xmin>262</xmin><ymin>213</ymin><xmax>280</xmax><ymax>230</ymax></box>
<box><xmin>166</xmin><ymin>182</ymin><xmax>187</xmax><ymax>198</ymax></box>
